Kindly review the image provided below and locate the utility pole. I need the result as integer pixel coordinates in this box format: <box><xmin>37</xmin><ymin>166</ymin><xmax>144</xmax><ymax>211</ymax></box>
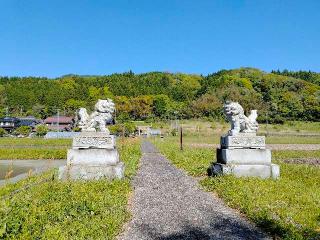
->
<box><xmin>266</xmin><ymin>111</ymin><xmax>269</xmax><ymax>136</ymax></box>
<box><xmin>57</xmin><ymin>109</ymin><xmax>60</xmax><ymax>132</ymax></box>
<box><xmin>180</xmin><ymin>127</ymin><xmax>183</xmax><ymax>151</ymax></box>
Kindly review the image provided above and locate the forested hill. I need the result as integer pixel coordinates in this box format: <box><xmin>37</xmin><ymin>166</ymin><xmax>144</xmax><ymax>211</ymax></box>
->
<box><xmin>0</xmin><ymin>68</ymin><xmax>319</xmax><ymax>122</ymax></box>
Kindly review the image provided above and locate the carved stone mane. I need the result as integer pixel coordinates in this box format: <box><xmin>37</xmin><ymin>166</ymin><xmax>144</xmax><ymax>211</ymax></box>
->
<box><xmin>223</xmin><ymin>101</ymin><xmax>258</xmax><ymax>136</ymax></box>
<box><xmin>77</xmin><ymin>99</ymin><xmax>115</xmax><ymax>134</ymax></box>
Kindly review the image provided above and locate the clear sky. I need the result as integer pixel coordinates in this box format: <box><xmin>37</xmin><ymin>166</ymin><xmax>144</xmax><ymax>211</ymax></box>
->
<box><xmin>0</xmin><ymin>0</ymin><xmax>319</xmax><ymax>77</ymax></box>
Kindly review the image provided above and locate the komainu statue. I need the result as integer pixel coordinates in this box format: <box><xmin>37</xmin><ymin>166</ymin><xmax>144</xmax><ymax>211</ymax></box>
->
<box><xmin>77</xmin><ymin>99</ymin><xmax>115</xmax><ymax>134</ymax></box>
<box><xmin>223</xmin><ymin>101</ymin><xmax>258</xmax><ymax>136</ymax></box>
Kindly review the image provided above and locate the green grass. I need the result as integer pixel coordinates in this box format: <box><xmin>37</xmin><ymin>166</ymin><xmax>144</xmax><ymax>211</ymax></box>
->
<box><xmin>0</xmin><ymin>148</ymin><xmax>67</xmax><ymax>159</ymax></box>
<box><xmin>154</xmin><ymin>139</ymin><xmax>214</xmax><ymax>176</ymax></box>
<box><xmin>154</xmin><ymin>139</ymin><xmax>320</xmax><ymax>239</ymax></box>
<box><xmin>0</xmin><ymin>138</ymin><xmax>71</xmax><ymax>159</ymax></box>
<box><xmin>272</xmin><ymin>150</ymin><xmax>320</xmax><ymax>162</ymax></box>
<box><xmin>155</xmin><ymin>120</ymin><xmax>320</xmax><ymax>137</ymax></box>
<box><xmin>266</xmin><ymin>136</ymin><xmax>320</xmax><ymax>144</ymax></box>
<box><xmin>160</xmin><ymin>134</ymin><xmax>320</xmax><ymax>145</ymax></box>
<box><xmin>262</xmin><ymin>121</ymin><xmax>320</xmax><ymax>133</ymax></box>
<box><xmin>0</xmin><ymin>138</ymin><xmax>141</xmax><ymax>240</ymax></box>
<box><xmin>0</xmin><ymin>138</ymin><xmax>72</xmax><ymax>146</ymax></box>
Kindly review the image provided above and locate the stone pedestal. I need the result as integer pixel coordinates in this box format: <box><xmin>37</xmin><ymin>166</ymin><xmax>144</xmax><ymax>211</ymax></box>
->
<box><xmin>59</xmin><ymin>132</ymin><xmax>124</xmax><ymax>180</ymax></box>
<box><xmin>209</xmin><ymin>134</ymin><xmax>280</xmax><ymax>179</ymax></box>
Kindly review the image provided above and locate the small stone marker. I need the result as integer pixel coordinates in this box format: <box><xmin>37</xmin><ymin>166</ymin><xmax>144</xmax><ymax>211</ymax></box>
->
<box><xmin>208</xmin><ymin>101</ymin><xmax>280</xmax><ymax>179</ymax></box>
<box><xmin>59</xmin><ymin>99</ymin><xmax>124</xmax><ymax>180</ymax></box>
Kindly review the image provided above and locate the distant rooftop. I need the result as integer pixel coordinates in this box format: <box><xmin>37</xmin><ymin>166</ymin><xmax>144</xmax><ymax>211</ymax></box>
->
<box><xmin>44</xmin><ymin>116</ymin><xmax>73</xmax><ymax>124</ymax></box>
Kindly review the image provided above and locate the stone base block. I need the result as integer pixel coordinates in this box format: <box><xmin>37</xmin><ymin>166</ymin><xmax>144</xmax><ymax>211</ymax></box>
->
<box><xmin>72</xmin><ymin>132</ymin><xmax>115</xmax><ymax>149</ymax></box>
<box><xmin>221</xmin><ymin>135</ymin><xmax>265</xmax><ymax>149</ymax></box>
<box><xmin>217</xmin><ymin>148</ymin><xmax>271</xmax><ymax>165</ymax></box>
<box><xmin>67</xmin><ymin>148</ymin><xmax>119</xmax><ymax>166</ymax></box>
<box><xmin>208</xmin><ymin>163</ymin><xmax>280</xmax><ymax>179</ymax></box>
<box><xmin>58</xmin><ymin>162</ymin><xmax>124</xmax><ymax>180</ymax></box>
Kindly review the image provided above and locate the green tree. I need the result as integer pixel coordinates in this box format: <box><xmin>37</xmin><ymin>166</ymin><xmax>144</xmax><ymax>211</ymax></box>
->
<box><xmin>14</xmin><ymin>126</ymin><xmax>32</xmax><ymax>137</ymax></box>
<box><xmin>153</xmin><ymin>95</ymin><xmax>170</xmax><ymax>118</ymax></box>
<box><xmin>0</xmin><ymin>128</ymin><xmax>7</xmax><ymax>137</ymax></box>
<box><xmin>35</xmin><ymin>125</ymin><xmax>49</xmax><ymax>137</ymax></box>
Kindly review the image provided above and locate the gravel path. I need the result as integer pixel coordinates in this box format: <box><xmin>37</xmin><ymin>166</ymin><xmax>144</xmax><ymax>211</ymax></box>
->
<box><xmin>118</xmin><ymin>141</ymin><xmax>270</xmax><ymax>240</ymax></box>
<box><xmin>188</xmin><ymin>143</ymin><xmax>320</xmax><ymax>151</ymax></box>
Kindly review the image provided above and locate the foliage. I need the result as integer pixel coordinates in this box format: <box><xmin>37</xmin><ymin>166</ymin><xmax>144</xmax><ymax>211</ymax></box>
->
<box><xmin>109</xmin><ymin>122</ymin><xmax>136</xmax><ymax>137</ymax></box>
<box><xmin>0</xmin><ymin>68</ymin><xmax>319</xmax><ymax>122</ymax></box>
<box><xmin>13</xmin><ymin>126</ymin><xmax>31</xmax><ymax>137</ymax></box>
<box><xmin>0</xmin><ymin>138</ymin><xmax>141</xmax><ymax>239</ymax></box>
<box><xmin>154</xmin><ymin>139</ymin><xmax>320</xmax><ymax>239</ymax></box>
<box><xmin>170</xmin><ymin>128</ymin><xmax>178</xmax><ymax>136</ymax></box>
<box><xmin>272</xmin><ymin>69</ymin><xmax>320</xmax><ymax>86</ymax></box>
<box><xmin>35</xmin><ymin>124</ymin><xmax>49</xmax><ymax>137</ymax></box>
<box><xmin>0</xmin><ymin>128</ymin><xmax>7</xmax><ymax>137</ymax></box>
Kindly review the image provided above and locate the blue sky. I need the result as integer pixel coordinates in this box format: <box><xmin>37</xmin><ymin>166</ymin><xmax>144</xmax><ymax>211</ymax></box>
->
<box><xmin>0</xmin><ymin>0</ymin><xmax>319</xmax><ymax>77</ymax></box>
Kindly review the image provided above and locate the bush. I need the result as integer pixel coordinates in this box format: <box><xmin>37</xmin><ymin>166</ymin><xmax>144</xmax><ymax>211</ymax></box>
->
<box><xmin>109</xmin><ymin>123</ymin><xmax>136</xmax><ymax>137</ymax></box>
<box><xmin>35</xmin><ymin>125</ymin><xmax>48</xmax><ymax>137</ymax></box>
<box><xmin>170</xmin><ymin>128</ymin><xmax>178</xmax><ymax>136</ymax></box>
<box><xmin>0</xmin><ymin>128</ymin><xmax>7</xmax><ymax>137</ymax></box>
<box><xmin>14</xmin><ymin>126</ymin><xmax>31</xmax><ymax>137</ymax></box>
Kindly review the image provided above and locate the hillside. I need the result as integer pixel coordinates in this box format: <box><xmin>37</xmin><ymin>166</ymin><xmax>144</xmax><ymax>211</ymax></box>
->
<box><xmin>0</xmin><ymin>68</ymin><xmax>319</xmax><ymax>122</ymax></box>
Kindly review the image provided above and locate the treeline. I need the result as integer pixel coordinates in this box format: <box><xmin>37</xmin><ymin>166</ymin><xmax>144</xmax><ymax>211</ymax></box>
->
<box><xmin>0</xmin><ymin>68</ymin><xmax>319</xmax><ymax>123</ymax></box>
<box><xmin>271</xmin><ymin>69</ymin><xmax>320</xmax><ymax>86</ymax></box>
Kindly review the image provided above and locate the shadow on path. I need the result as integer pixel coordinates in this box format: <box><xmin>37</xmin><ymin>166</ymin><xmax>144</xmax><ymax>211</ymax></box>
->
<box><xmin>119</xmin><ymin>141</ymin><xmax>270</xmax><ymax>240</ymax></box>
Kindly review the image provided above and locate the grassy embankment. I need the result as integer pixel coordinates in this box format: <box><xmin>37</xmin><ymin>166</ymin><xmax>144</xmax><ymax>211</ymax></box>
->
<box><xmin>0</xmin><ymin>138</ymin><xmax>141</xmax><ymax>239</ymax></box>
<box><xmin>0</xmin><ymin>138</ymin><xmax>71</xmax><ymax>160</ymax></box>
<box><xmin>153</xmin><ymin>138</ymin><xmax>320</xmax><ymax>240</ymax></box>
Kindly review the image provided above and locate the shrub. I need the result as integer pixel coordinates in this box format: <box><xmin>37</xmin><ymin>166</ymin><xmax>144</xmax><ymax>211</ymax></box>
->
<box><xmin>35</xmin><ymin>125</ymin><xmax>48</xmax><ymax>137</ymax></box>
<box><xmin>14</xmin><ymin>126</ymin><xmax>31</xmax><ymax>137</ymax></box>
<box><xmin>109</xmin><ymin>123</ymin><xmax>136</xmax><ymax>137</ymax></box>
<box><xmin>0</xmin><ymin>128</ymin><xmax>7</xmax><ymax>137</ymax></box>
<box><xmin>170</xmin><ymin>128</ymin><xmax>178</xmax><ymax>136</ymax></box>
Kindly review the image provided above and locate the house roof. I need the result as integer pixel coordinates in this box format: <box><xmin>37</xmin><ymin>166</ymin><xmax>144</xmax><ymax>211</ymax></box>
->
<box><xmin>0</xmin><ymin>117</ymin><xmax>19</xmax><ymax>122</ymax></box>
<box><xmin>44</xmin><ymin>116</ymin><xmax>73</xmax><ymax>124</ymax></box>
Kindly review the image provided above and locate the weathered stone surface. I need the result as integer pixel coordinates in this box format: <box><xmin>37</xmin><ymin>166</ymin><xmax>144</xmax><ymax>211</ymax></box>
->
<box><xmin>209</xmin><ymin>163</ymin><xmax>280</xmax><ymax>179</ymax></box>
<box><xmin>271</xmin><ymin>164</ymin><xmax>280</xmax><ymax>179</ymax></box>
<box><xmin>217</xmin><ymin>148</ymin><xmax>271</xmax><ymax>165</ymax></box>
<box><xmin>223</xmin><ymin>101</ymin><xmax>258</xmax><ymax>136</ymax></box>
<box><xmin>221</xmin><ymin>135</ymin><xmax>265</xmax><ymax>149</ymax></box>
<box><xmin>58</xmin><ymin>162</ymin><xmax>124</xmax><ymax>180</ymax></box>
<box><xmin>208</xmin><ymin>102</ymin><xmax>280</xmax><ymax>180</ymax></box>
<box><xmin>76</xmin><ymin>99</ymin><xmax>115</xmax><ymax>134</ymax></box>
<box><xmin>67</xmin><ymin>148</ymin><xmax>119</xmax><ymax>165</ymax></box>
<box><xmin>59</xmin><ymin>132</ymin><xmax>125</xmax><ymax>181</ymax></box>
<box><xmin>72</xmin><ymin>132</ymin><xmax>115</xmax><ymax>149</ymax></box>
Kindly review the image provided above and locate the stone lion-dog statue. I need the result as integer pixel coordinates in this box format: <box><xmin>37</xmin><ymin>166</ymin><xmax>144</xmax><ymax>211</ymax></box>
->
<box><xmin>77</xmin><ymin>99</ymin><xmax>115</xmax><ymax>134</ymax></box>
<box><xmin>223</xmin><ymin>101</ymin><xmax>258</xmax><ymax>136</ymax></box>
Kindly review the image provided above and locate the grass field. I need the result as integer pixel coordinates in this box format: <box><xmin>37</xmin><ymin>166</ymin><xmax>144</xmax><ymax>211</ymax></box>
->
<box><xmin>156</xmin><ymin>134</ymin><xmax>320</xmax><ymax>145</ymax></box>
<box><xmin>0</xmin><ymin>138</ymin><xmax>71</xmax><ymax>160</ymax></box>
<box><xmin>151</xmin><ymin>120</ymin><xmax>320</xmax><ymax>136</ymax></box>
<box><xmin>148</xmin><ymin>119</ymin><xmax>320</xmax><ymax>145</ymax></box>
<box><xmin>0</xmin><ymin>148</ymin><xmax>67</xmax><ymax>160</ymax></box>
<box><xmin>153</xmin><ymin>138</ymin><xmax>320</xmax><ymax>240</ymax></box>
<box><xmin>0</xmin><ymin>138</ymin><xmax>72</xmax><ymax>146</ymax></box>
<box><xmin>0</xmin><ymin>138</ymin><xmax>141</xmax><ymax>240</ymax></box>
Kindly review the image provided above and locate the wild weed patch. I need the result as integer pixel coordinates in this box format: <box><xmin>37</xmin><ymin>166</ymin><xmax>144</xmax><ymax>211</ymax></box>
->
<box><xmin>154</xmin><ymin>139</ymin><xmax>320</xmax><ymax>239</ymax></box>
<box><xmin>0</xmin><ymin>138</ymin><xmax>141</xmax><ymax>239</ymax></box>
